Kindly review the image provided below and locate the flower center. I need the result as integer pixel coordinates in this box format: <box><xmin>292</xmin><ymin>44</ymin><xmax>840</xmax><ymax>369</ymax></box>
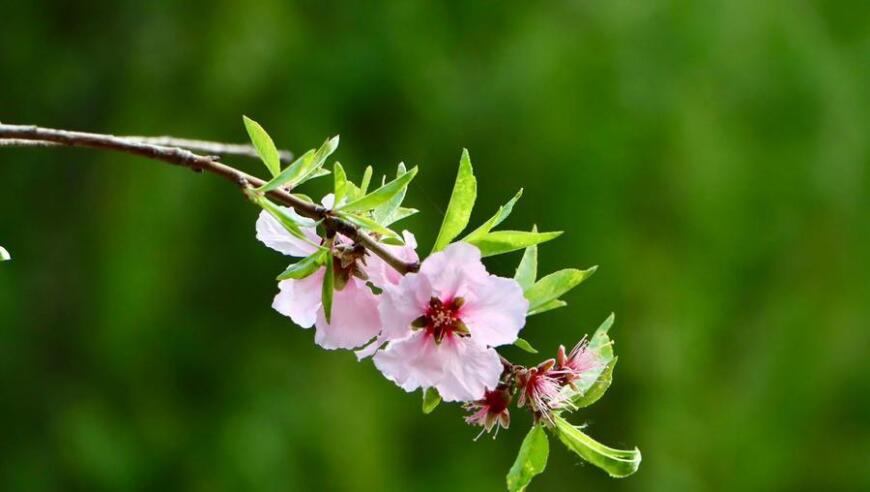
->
<box><xmin>412</xmin><ymin>296</ymin><xmax>469</xmax><ymax>343</ymax></box>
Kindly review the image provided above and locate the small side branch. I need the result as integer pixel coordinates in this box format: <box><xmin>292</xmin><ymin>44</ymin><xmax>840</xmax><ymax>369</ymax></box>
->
<box><xmin>0</xmin><ymin>123</ymin><xmax>420</xmax><ymax>275</ymax></box>
<box><xmin>0</xmin><ymin>133</ymin><xmax>294</xmax><ymax>163</ymax></box>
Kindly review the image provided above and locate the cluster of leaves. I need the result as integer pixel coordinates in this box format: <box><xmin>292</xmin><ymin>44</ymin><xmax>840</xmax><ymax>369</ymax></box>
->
<box><xmin>241</xmin><ymin>116</ymin><xmax>639</xmax><ymax>490</ymax></box>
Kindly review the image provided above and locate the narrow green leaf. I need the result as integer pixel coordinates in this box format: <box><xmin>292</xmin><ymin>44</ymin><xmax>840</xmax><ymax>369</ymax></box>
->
<box><xmin>513</xmin><ymin>225</ymin><xmax>538</xmax><ymax>291</ymax></box>
<box><xmin>422</xmin><ymin>388</ymin><xmax>441</xmax><ymax>414</ymax></box>
<box><xmin>383</xmin><ymin>207</ymin><xmax>418</xmax><ymax>226</ymax></box>
<box><xmin>339</xmin><ymin>166</ymin><xmax>418</xmax><ymax>212</ymax></box>
<box><xmin>257</xmin><ymin>149</ymin><xmax>313</xmax><ymax>191</ymax></box>
<box><xmin>571</xmin><ymin>357</ymin><xmax>617</xmax><ymax>409</ymax></box>
<box><xmin>590</xmin><ymin>313</ymin><xmax>616</xmax><ymax>360</ymax></box>
<box><xmin>243</xmin><ymin>116</ymin><xmax>281</xmax><ymax>177</ymax></box>
<box><xmin>553</xmin><ymin>415</ymin><xmax>641</xmax><ymax>478</ymax></box>
<box><xmin>466</xmin><ymin>230</ymin><xmax>562</xmax><ymax>258</ymax></box>
<box><xmin>373</xmin><ymin>163</ymin><xmax>410</xmax><ymax>225</ymax></box>
<box><xmin>359</xmin><ymin>165</ymin><xmax>373</xmax><ymax>196</ymax></box>
<box><xmin>0</xmin><ymin>246</ymin><xmax>10</xmax><ymax>261</ymax></box>
<box><xmin>258</xmin><ymin>135</ymin><xmax>339</xmax><ymax>192</ymax></box>
<box><xmin>333</xmin><ymin>162</ymin><xmax>348</xmax><ymax>205</ymax></box>
<box><xmin>307</xmin><ymin>167</ymin><xmax>331</xmax><ymax>179</ymax></box>
<box><xmin>525</xmin><ymin>266</ymin><xmax>597</xmax><ymax>313</ymax></box>
<box><xmin>528</xmin><ymin>299</ymin><xmax>567</xmax><ymax>316</ymax></box>
<box><xmin>431</xmin><ymin>149</ymin><xmax>477</xmax><ymax>253</ymax></box>
<box><xmin>507</xmin><ymin>425</ymin><xmax>549</xmax><ymax>492</ymax></box>
<box><xmin>339</xmin><ymin>212</ymin><xmax>402</xmax><ymax>242</ymax></box>
<box><xmin>322</xmin><ymin>251</ymin><xmax>335</xmax><ymax>323</ymax></box>
<box><xmin>514</xmin><ymin>337</ymin><xmax>539</xmax><ymax>354</ymax></box>
<box><xmin>304</xmin><ymin>135</ymin><xmax>340</xmax><ymax>182</ymax></box>
<box><xmin>277</xmin><ymin>250</ymin><xmax>327</xmax><ymax>280</ymax></box>
<box><xmin>464</xmin><ymin>189</ymin><xmax>523</xmax><ymax>243</ymax></box>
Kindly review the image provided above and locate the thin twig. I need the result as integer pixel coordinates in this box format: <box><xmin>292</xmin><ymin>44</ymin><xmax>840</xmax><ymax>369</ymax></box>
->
<box><xmin>0</xmin><ymin>134</ymin><xmax>294</xmax><ymax>163</ymax></box>
<box><xmin>0</xmin><ymin>123</ymin><xmax>420</xmax><ymax>275</ymax></box>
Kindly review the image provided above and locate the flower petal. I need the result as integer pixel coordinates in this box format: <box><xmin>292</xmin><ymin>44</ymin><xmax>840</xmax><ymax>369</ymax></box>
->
<box><xmin>256</xmin><ymin>208</ymin><xmax>320</xmax><ymax>257</ymax></box>
<box><xmin>373</xmin><ymin>331</ymin><xmax>444</xmax><ymax>393</ymax></box>
<box><xmin>272</xmin><ymin>270</ymin><xmax>324</xmax><ymax>328</ymax></box>
<box><xmin>378</xmin><ymin>272</ymin><xmax>433</xmax><ymax>342</ymax></box>
<box><xmin>365</xmin><ymin>231</ymin><xmax>419</xmax><ymax>288</ymax></box>
<box><xmin>435</xmin><ymin>337</ymin><xmax>503</xmax><ymax>402</ymax></box>
<box><xmin>418</xmin><ymin>242</ymin><xmax>488</xmax><ymax>300</ymax></box>
<box><xmin>460</xmin><ymin>275</ymin><xmax>528</xmax><ymax>347</ymax></box>
<box><xmin>373</xmin><ymin>333</ymin><xmax>502</xmax><ymax>402</ymax></box>
<box><xmin>313</xmin><ymin>279</ymin><xmax>382</xmax><ymax>350</ymax></box>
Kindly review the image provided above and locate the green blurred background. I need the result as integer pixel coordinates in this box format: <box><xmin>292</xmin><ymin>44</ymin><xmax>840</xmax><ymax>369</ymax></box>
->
<box><xmin>1</xmin><ymin>1</ymin><xmax>868</xmax><ymax>490</ymax></box>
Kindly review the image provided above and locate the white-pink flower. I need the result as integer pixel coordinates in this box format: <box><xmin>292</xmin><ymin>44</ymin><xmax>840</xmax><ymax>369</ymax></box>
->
<box><xmin>256</xmin><ymin>196</ymin><xmax>418</xmax><ymax>350</ymax></box>
<box><xmin>373</xmin><ymin>242</ymin><xmax>528</xmax><ymax>402</ymax></box>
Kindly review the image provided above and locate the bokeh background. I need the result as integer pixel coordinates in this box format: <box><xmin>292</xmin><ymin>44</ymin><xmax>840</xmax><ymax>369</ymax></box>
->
<box><xmin>1</xmin><ymin>1</ymin><xmax>868</xmax><ymax>491</ymax></box>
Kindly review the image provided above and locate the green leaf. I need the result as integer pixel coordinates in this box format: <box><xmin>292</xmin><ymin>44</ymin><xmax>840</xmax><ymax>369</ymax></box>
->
<box><xmin>552</xmin><ymin>415</ymin><xmax>641</xmax><ymax>478</ymax></box>
<box><xmin>571</xmin><ymin>357</ymin><xmax>617</xmax><ymax>409</ymax></box>
<box><xmin>466</xmin><ymin>230</ymin><xmax>562</xmax><ymax>258</ymax></box>
<box><xmin>514</xmin><ymin>337</ymin><xmax>539</xmax><ymax>354</ymax></box>
<box><xmin>373</xmin><ymin>163</ymin><xmax>411</xmax><ymax>225</ymax></box>
<box><xmin>422</xmin><ymin>388</ymin><xmax>441</xmax><ymax>414</ymax></box>
<box><xmin>464</xmin><ymin>189</ymin><xmax>523</xmax><ymax>243</ymax></box>
<box><xmin>339</xmin><ymin>212</ymin><xmax>402</xmax><ymax>242</ymax></box>
<box><xmin>507</xmin><ymin>425</ymin><xmax>549</xmax><ymax>492</ymax></box>
<box><xmin>359</xmin><ymin>165</ymin><xmax>373</xmax><ymax>196</ymax></box>
<box><xmin>333</xmin><ymin>162</ymin><xmax>348</xmax><ymax>205</ymax></box>
<box><xmin>0</xmin><ymin>246</ymin><xmax>10</xmax><ymax>261</ymax></box>
<box><xmin>322</xmin><ymin>251</ymin><xmax>335</xmax><ymax>323</ymax></box>
<box><xmin>339</xmin><ymin>166</ymin><xmax>418</xmax><ymax>212</ymax></box>
<box><xmin>525</xmin><ymin>266</ymin><xmax>597</xmax><ymax>313</ymax></box>
<box><xmin>384</xmin><ymin>207</ymin><xmax>419</xmax><ymax>226</ymax></box>
<box><xmin>307</xmin><ymin>167</ymin><xmax>331</xmax><ymax>179</ymax></box>
<box><xmin>431</xmin><ymin>149</ymin><xmax>477</xmax><ymax>253</ymax></box>
<box><xmin>528</xmin><ymin>299</ymin><xmax>567</xmax><ymax>316</ymax></box>
<box><xmin>513</xmin><ymin>225</ymin><xmax>538</xmax><ymax>291</ymax></box>
<box><xmin>276</xmin><ymin>250</ymin><xmax>327</xmax><ymax>280</ymax></box>
<box><xmin>258</xmin><ymin>135</ymin><xmax>339</xmax><ymax>193</ymax></box>
<box><xmin>243</xmin><ymin>116</ymin><xmax>281</xmax><ymax>177</ymax></box>
<box><xmin>590</xmin><ymin>313</ymin><xmax>616</xmax><ymax>360</ymax></box>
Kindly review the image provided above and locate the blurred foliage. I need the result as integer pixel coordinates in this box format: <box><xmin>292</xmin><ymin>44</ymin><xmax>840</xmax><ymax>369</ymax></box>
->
<box><xmin>1</xmin><ymin>0</ymin><xmax>868</xmax><ymax>491</ymax></box>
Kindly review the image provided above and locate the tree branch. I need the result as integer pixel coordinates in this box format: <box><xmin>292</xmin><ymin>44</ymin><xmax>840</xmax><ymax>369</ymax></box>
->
<box><xmin>0</xmin><ymin>134</ymin><xmax>295</xmax><ymax>163</ymax></box>
<box><xmin>0</xmin><ymin>123</ymin><xmax>420</xmax><ymax>275</ymax></box>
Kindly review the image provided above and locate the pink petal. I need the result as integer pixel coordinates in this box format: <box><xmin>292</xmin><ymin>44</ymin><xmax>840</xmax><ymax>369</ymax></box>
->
<box><xmin>365</xmin><ymin>231</ymin><xmax>419</xmax><ymax>288</ymax></box>
<box><xmin>373</xmin><ymin>332</ymin><xmax>502</xmax><ymax>402</ymax></box>
<box><xmin>435</xmin><ymin>337</ymin><xmax>503</xmax><ymax>402</ymax></box>
<box><xmin>256</xmin><ymin>208</ymin><xmax>320</xmax><ymax>257</ymax></box>
<box><xmin>378</xmin><ymin>272</ymin><xmax>433</xmax><ymax>342</ymax></box>
<box><xmin>419</xmin><ymin>242</ymin><xmax>489</xmax><ymax>300</ymax></box>
<box><xmin>313</xmin><ymin>279</ymin><xmax>382</xmax><ymax>350</ymax></box>
<box><xmin>272</xmin><ymin>270</ymin><xmax>325</xmax><ymax>328</ymax></box>
<box><xmin>372</xmin><ymin>331</ymin><xmax>444</xmax><ymax>393</ymax></box>
<box><xmin>460</xmin><ymin>275</ymin><xmax>528</xmax><ymax>347</ymax></box>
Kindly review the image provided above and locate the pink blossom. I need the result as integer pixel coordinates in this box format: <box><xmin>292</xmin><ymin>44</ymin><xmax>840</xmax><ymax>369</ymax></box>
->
<box><xmin>464</xmin><ymin>386</ymin><xmax>512</xmax><ymax>438</ymax></box>
<box><xmin>516</xmin><ymin>359</ymin><xmax>570</xmax><ymax>425</ymax></box>
<box><xmin>555</xmin><ymin>336</ymin><xmax>602</xmax><ymax>388</ymax></box>
<box><xmin>257</xmin><ymin>196</ymin><xmax>417</xmax><ymax>350</ymax></box>
<box><xmin>372</xmin><ymin>242</ymin><xmax>528</xmax><ymax>402</ymax></box>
